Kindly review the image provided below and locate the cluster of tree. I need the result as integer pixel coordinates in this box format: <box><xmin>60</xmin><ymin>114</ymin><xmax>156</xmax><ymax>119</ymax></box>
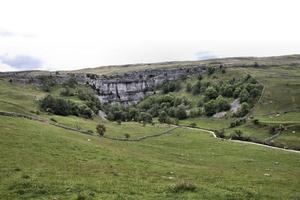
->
<box><xmin>60</xmin><ymin>86</ymin><xmax>102</xmax><ymax>115</ymax></box>
<box><xmin>159</xmin><ymin>80</ymin><xmax>182</xmax><ymax>94</ymax></box>
<box><xmin>203</xmin><ymin>95</ymin><xmax>231</xmax><ymax>116</ymax></box>
<box><xmin>184</xmin><ymin>74</ymin><xmax>262</xmax><ymax>116</ymax></box>
<box><xmin>40</xmin><ymin>95</ymin><xmax>94</xmax><ymax>118</ymax></box>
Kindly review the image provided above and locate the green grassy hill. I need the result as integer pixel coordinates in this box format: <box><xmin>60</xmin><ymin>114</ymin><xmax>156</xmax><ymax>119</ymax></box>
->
<box><xmin>0</xmin><ymin>55</ymin><xmax>300</xmax><ymax>199</ymax></box>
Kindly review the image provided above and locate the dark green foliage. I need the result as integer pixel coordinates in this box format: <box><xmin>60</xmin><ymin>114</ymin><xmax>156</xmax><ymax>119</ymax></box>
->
<box><xmin>252</xmin><ymin>119</ymin><xmax>260</xmax><ymax>125</ymax></box>
<box><xmin>175</xmin><ymin>105</ymin><xmax>187</xmax><ymax>119</ymax></box>
<box><xmin>40</xmin><ymin>95</ymin><xmax>94</xmax><ymax>118</ymax></box>
<box><xmin>215</xmin><ymin>96</ymin><xmax>231</xmax><ymax>112</ymax></box>
<box><xmin>233</xmin><ymin>87</ymin><xmax>241</xmax><ymax>98</ymax></box>
<box><xmin>161</xmin><ymin>81</ymin><xmax>181</xmax><ymax>94</ymax></box>
<box><xmin>204</xmin><ymin>100</ymin><xmax>216</xmax><ymax>116</ymax></box>
<box><xmin>64</xmin><ymin>76</ymin><xmax>77</xmax><ymax>88</ymax></box>
<box><xmin>222</xmin><ymin>84</ymin><xmax>234</xmax><ymax>97</ymax></box>
<box><xmin>139</xmin><ymin>112</ymin><xmax>153</xmax><ymax>124</ymax></box>
<box><xmin>197</xmin><ymin>74</ymin><xmax>203</xmax><ymax>81</ymax></box>
<box><xmin>269</xmin><ymin>126</ymin><xmax>277</xmax><ymax>135</ymax></box>
<box><xmin>230</xmin><ymin>119</ymin><xmax>246</xmax><ymax>128</ymax></box>
<box><xmin>205</xmin><ymin>86</ymin><xmax>218</xmax><ymax>99</ymax></box>
<box><xmin>96</xmin><ymin>124</ymin><xmax>106</xmax><ymax>136</ymax></box>
<box><xmin>186</xmin><ymin>83</ymin><xmax>192</xmax><ymax>92</ymax></box>
<box><xmin>192</xmin><ymin>81</ymin><xmax>202</xmax><ymax>95</ymax></box>
<box><xmin>189</xmin><ymin>108</ymin><xmax>202</xmax><ymax>118</ymax></box>
<box><xmin>197</xmin><ymin>99</ymin><xmax>204</xmax><ymax>107</ymax></box>
<box><xmin>207</xmin><ymin>67</ymin><xmax>216</xmax><ymax>75</ymax></box>
<box><xmin>190</xmin><ymin>122</ymin><xmax>197</xmax><ymax>128</ymax></box>
<box><xmin>60</xmin><ymin>87</ymin><xmax>75</xmax><ymax>96</ymax></box>
<box><xmin>124</xmin><ymin>133</ymin><xmax>130</xmax><ymax>139</ymax></box>
<box><xmin>158</xmin><ymin>111</ymin><xmax>168</xmax><ymax>123</ymax></box>
<box><xmin>236</xmin><ymin>102</ymin><xmax>250</xmax><ymax>117</ymax></box>
<box><xmin>40</xmin><ymin>76</ymin><xmax>56</xmax><ymax>92</ymax></box>
<box><xmin>239</xmin><ymin>89</ymin><xmax>250</xmax><ymax>103</ymax></box>
<box><xmin>230</xmin><ymin>130</ymin><xmax>243</xmax><ymax>139</ymax></box>
<box><xmin>128</xmin><ymin>107</ymin><xmax>139</xmax><ymax>121</ymax></box>
<box><xmin>215</xmin><ymin>129</ymin><xmax>225</xmax><ymax>138</ymax></box>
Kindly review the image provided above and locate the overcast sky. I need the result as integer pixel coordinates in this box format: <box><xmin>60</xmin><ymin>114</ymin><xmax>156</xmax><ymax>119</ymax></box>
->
<box><xmin>0</xmin><ymin>0</ymin><xmax>300</xmax><ymax>71</ymax></box>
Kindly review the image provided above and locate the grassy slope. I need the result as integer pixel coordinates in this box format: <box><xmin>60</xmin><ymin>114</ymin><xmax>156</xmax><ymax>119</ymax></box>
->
<box><xmin>1</xmin><ymin>116</ymin><xmax>300</xmax><ymax>200</ymax></box>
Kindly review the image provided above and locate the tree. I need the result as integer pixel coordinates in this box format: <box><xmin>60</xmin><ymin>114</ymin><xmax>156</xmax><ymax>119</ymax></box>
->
<box><xmin>239</xmin><ymin>89</ymin><xmax>250</xmax><ymax>102</ymax></box>
<box><xmin>96</xmin><ymin>124</ymin><xmax>106</xmax><ymax>136</ymax></box>
<box><xmin>233</xmin><ymin>87</ymin><xmax>241</xmax><ymax>98</ymax></box>
<box><xmin>175</xmin><ymin>105</ymin><xmax>187</xmax><ymax>119</ymax></box>
<box><xmin>204</xmin><ymin>100</ymin><xmax>217</xmax><ymax>116</ymax></box>
<box><xmin>215</xmin><ymin>95</ymin><xmax>231</xmax><ymax>112</ymax></box>
<box><xmin>192</xmin><ymin>81</ymin><xmax>202</xmax><ymax>95</ymax></box>
<box><xmin>207</xmin><ymin>67</ymin><xmax>215</xmax><ymax>75</ymax></box>
<box><xmin>222</xmin><ymin>84</ymin><xmax>234</xmax><ymax>97</ymax></box>
<box><xmin>236</xmin><ymin>102</ymin><xmax>250</xmax><ymax>117</ymax></box>
<box><xmin>158</xmin><ymin>111</ymin><xmax>168</xmax><ymax>123</ymax></box>
<box><xmin>205</xmin><ymin>86</ymin><xmax>218</xmax><ymax>99</ymax></box>
<box><xmin>139</xmin><ymin>112</ymin><xmax>153</xmax><ymax>125</ymax></box>
<box><xmin>186</xmin><ymin>83</ymin><xmax>192</xmax><ymax>92</ymax></box>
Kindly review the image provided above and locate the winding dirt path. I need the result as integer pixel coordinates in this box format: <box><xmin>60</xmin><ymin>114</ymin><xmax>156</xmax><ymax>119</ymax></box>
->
<box><xmin>0</xmin><ymin>111</ymin><xmax>299</xmax><ymax>154</ymax></box>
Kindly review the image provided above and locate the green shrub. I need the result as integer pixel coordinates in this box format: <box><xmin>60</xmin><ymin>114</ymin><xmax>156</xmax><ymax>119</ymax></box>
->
<box><xmin>96</xmin><ymin>124</ymin><xmax>106</xmax><ymax>136</ymax></box>
<box><xmin>190</xmin><ymin>122</ymin><xmax>197</xmax><ymax>128</ymax></box>
<box><xmin>169</xmin><ymin>182</ymin><xmax>197</xmax><ymax>193</ymax></box>
<box><xmin>204</xmin><ymin>100</ymin><xmax>217</xmax><ymax>116</ymax></box>
<box><xmin>158</xmin><ymin>111</ymin><xmax>168</xmax><ymax>123</ymax></box>
<box><xmin>175</xmin><ymin>105</ymin><xmax>187</xmax><ymax>119</ymax></box>
<box><xmin>205</xmin><ymin>86</ymin><xmax>218</xmax><ymax>99</ymax></box>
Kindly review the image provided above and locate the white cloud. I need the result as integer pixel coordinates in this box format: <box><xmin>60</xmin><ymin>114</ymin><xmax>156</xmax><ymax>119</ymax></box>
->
<box><xmin>0</xmin><ymin>0</ymin><xmax>299</xmax><ymax>71</ymax></box>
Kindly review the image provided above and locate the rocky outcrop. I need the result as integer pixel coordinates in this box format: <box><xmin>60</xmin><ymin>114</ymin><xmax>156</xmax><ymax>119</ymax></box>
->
<box><xmin>86</xmin><ymin>66</ymin><xmax>206</xmax><ymax>104</ymax></box>
<box><xmin>0</xmin><ymin>65</ymin><xmax>208</xmax><ymax>104</ymax></box>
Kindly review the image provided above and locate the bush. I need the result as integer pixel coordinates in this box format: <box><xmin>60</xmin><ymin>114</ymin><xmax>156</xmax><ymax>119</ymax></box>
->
<box><xmin>230</xmin><ymin>130</ymin><xmax>243</xmax><ymax>139</ymax></box>
<box><xmin>205</xmin><ymin>86</ymin><xmax>218</xmax><ymax>99</ymax></box>
<box><xmin>169</xmin><ymin>182</ymin><xmax>197</xmax><ymax>193</ymax></box>
<box><xmin>124</xmin><ymin>133</ymin><xmax>130</xmax><ymax>139</ymax></box>
<box><xmin>190</xmin><ymin>122</ymin><xmax>197</xmax><ymax>128</ymax></box>
<box><xmin>236</xmin><ymin>102</ymin><xmax>250</xmax><ymax>117</ymax></box>
<box><xmin>175</xmin><ymin>105</ymin><xmax>187</xmax><ymax>120</ymax></box>
<box><xmin>269</xmin><ymin>126</ymin><xmax>277</xmax><ymax>135</ymax></box>
<box><xmin>186</xmin><ymin>83</ymin><xmax>192</xmax><ymax>92</ymax></box>
<box><xmin>96</xmin><ymin>124</ymin><xmax>106</xmax><ymax>136</ymax></box>
<box><xmin>161</xmin><ymin>81</ymin><xmax>181</xmax><ymax>94</ymax></box>
<box><xmin>189</xmin><ymin>108</ymin><xmax>201</xmax><ymax>118</ymax></box>
<box><xmin>207</xmin><ymin>67</ymin><xmax>216</xmax><ymax>75</ymax></box>
<box><xmin>158</xmin><ymin>111</ymin><xmax>168</xmax><ymax>123</ymax></box>
<box><xmin>215</xmin><ymin>95</ymin><xmax>230</xmax><ymax>112</ymax></box>
<box><xmin>215</xmin><ymin>129</ymin><xmax>225</xmax><ymax>138</ymax></box>
<box><xmin>139</xmin><ymin>112</ymin><xmax>153</xmax><ymax>124</ymax></box>
<box><xmin>252</xmin><ymin>119</ymin><xmax>260</xmax><ymax>125</ymax></box>
<box><xmin>239</xmin><ymin>89</ymin><xmax>250</xmax><ymax>103</ymax></box>
<box><xmin>204</xmin><ymin>100</ymin><xmax>217</xmax><ymax>116</ymax></box>
<box><xmin>191</xmin><ymin>81</ymin><xmax>202</xmax><ymax>95</ymax></box>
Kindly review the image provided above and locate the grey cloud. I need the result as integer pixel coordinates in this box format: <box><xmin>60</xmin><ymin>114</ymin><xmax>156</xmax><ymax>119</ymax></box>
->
<box><xmin>195</xmin><ymin>51</ymin><xmax>217</xmax><ymax>60</ymax></box>
<box><xmin>0</xmin><ymin>55</ymin><xmax>43</xmax><ymax>70</ymax></box>
<box><xmin>0</xmin><ymin>28</ymin><xmax>35</xmax><ymax>38</ymax></box>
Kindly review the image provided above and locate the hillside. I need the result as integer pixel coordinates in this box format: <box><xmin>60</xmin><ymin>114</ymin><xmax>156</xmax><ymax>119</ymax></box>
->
<box><xmin>0</xmin><ymin>55</ymin><xmax>300</xmax><ymax>199</ymax></box>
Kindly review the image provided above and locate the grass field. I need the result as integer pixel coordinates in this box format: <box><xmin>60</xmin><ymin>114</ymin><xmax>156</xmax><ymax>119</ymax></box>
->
<box><xmin>0</xmin><ymin>116</ymin><xmax>300</xmax><ymax>199</ymax></box>
<box><xmin>0</xmin><ymin>57</ymin><xmax>300</xmax><ymax>199</ymax></box>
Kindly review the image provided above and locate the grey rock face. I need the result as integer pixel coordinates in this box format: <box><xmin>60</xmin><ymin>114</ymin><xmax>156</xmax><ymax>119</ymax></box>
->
<box><xmin>85</xmin><ymin>66</ymin><xmax>206</xmax><ymax>104</ymax></box>
<box><xmin>0</xmin><ymin>65</ymin><xmax>208</xmax><ymax>104</ymax></box>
